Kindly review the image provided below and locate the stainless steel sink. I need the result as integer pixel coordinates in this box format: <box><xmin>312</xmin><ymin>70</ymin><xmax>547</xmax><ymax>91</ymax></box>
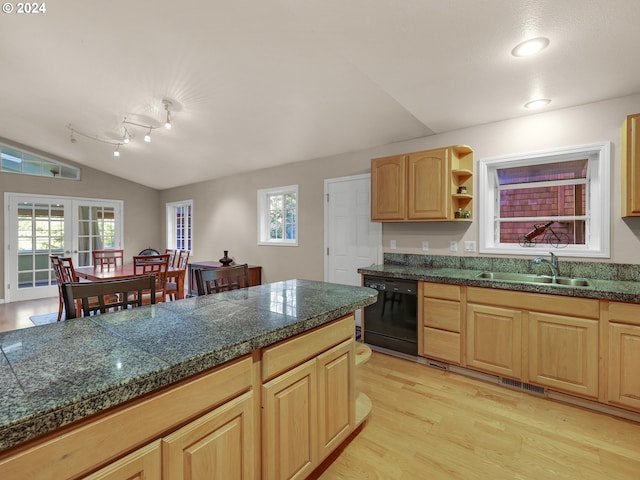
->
<box><xmin>475</xmin><ymin>272</ymin><xmax>591</xmax><ymax>287</ymax></box>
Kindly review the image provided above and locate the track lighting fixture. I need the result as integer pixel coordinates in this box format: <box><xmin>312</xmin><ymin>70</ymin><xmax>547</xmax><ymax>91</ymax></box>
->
<box><xmin>66</xmin><ymin>98</ymin><xmax>177</xmax><ymax>157</ymax></box>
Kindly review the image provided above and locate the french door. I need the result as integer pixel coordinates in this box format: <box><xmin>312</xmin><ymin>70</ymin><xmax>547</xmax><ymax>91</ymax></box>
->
<box><xmin>4</xmin><ymin>193</ymin><xmax>123</xmax><ymax>302</ymax></box>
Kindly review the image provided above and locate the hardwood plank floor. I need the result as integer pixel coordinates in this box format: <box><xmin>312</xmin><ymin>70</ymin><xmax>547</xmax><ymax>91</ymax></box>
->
<box><xmin>313</xmin><ymin>352</ymin><xmax>640</xmax><ymax>480</ymax></box>
<box><xmin>0</xmin><ymin>297</ymin><xmax>59</xmax><ymax>332</ymax></box>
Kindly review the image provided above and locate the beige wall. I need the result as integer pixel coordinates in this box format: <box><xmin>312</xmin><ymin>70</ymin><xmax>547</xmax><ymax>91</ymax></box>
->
<box><xmin>0</xmin><ymin>138</ymin><xmax>161</xmax><ymax>300</ymax></box>
<box><xmin>162</xmin><ymin>93</ymin><xmax>640</xmax><ymax>285</ymax></box>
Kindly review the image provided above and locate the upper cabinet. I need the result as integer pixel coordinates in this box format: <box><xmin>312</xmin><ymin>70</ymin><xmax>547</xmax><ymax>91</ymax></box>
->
<box><xmin>371</xmin><ymin>145</ymin><xmax>473</xmax><ymax>222</ymax></box>
<box><xmin>621</xmin><ymin>113</ymin><xmax>640</xmax><ymax>217</ymax></box>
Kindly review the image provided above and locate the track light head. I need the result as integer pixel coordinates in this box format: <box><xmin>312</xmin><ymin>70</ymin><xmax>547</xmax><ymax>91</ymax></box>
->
<box><xmin>144</xmin><ymin>128</ymin><xmax>152</xmax><ymax>142</ymax></box>
<box><xmin>163</xmin><ymin>99</ymin><xmax>172</xmax><ymax>129</ymax></box>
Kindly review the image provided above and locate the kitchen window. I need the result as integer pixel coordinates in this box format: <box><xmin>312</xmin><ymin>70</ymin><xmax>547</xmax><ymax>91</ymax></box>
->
<box><xmin>166</xmin><ymin>200</ymin><xmax>193</xmax><ymax>252</ymax></box>
<box><xmin>257</xmin><ymin>185</ymin><xmax>298</xmax><ymax>246</ymax></box>
<box><xmin>478</xmin><ymin>142</ymin><xmax>610</xmax><ymax>257</ymax></box>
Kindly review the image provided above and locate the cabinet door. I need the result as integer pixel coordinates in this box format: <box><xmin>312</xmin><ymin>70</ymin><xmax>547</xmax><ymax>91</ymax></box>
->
<box><xmin>317</xmin><ymin>339</ymin><xmax>355</xmax><ymax>461</ymax></box>
<box><xmin>162</xmin><ymin>392</ymin><xmax>255</xmax><ymax>480</ymax></box>
<box><xmin>371</xmin><ymin>155</ymin><xmax>406</xmax><ymax>220</ymax></box>
<box><xmin>608</xmin><ymin>322</ymin><xmax>640</xmax><ymax>410</ymax></box>
<box><xmin>528</xmin><ymin>313</ymin><xmax>599</xmax><ymax>398</ymax></box>
<box><xmin>408</xmin><ymin>149</ymin><xmax>449</xmax><ymax>219</ymax></box>
<box><xmin>262</xmin><ymin>359</ymin><xmax>318</xmax><ymax>480</ymax></box>
<box><xmin>622</xmin><ymin>113</ymin><xmax>640</xmax><ymax>216</ymax></box>
<box><xmin>81</xmin><ymin>441</ymin><xmax>161</xmax><ymax>480</ymax></box>
<box><xmin>467</xmin><ymin>304</ymin><xmax>522</xmax><ymax>378</ymax></box>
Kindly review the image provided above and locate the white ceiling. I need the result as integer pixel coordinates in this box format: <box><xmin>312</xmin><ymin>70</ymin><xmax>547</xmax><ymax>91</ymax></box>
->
<box><xmin>2</xmin><ymin>0</ymin><xmax>640</xmax><ymax>190</ymax></box>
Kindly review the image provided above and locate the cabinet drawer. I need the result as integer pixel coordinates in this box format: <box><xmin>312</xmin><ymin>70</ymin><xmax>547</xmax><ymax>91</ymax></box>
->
<box><xmin>423</xmin><ymin>282</ymin><xmax>460</xmax><ymax>301</ymax></box>
<box><xmin>262</xmin><ymin>315</ymin><xmax>354</xmax><ymax>381</ymax></box>
<box><xmin>467</xmin><ymin>286</ymin><xmax>599</xmax><ymax>319</ymax></box>
<box><xmin>423</xmin><ymin>327</ymin><xmax>460</xmax><ymax>364</ymax></box>
<box><xmin>608</xmin><ymin>301</ymin><xmax>640</xmax><ymax>326</ymax></box>
<box><xmin>423</xmin><ymin>297</ymin><xmax>460</xmax><ymax>332</ymax></box>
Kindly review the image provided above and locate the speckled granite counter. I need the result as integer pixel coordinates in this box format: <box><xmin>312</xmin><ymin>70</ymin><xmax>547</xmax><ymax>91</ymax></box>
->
<box><xmin>0</xmin><ymin>279</ymin><xmax>377</xmax><ymax>452</ymax></box>
<box><xmin>358</xmin><ymin>263</ymin><xmax>640</xmax><ymax>303</ymax></box>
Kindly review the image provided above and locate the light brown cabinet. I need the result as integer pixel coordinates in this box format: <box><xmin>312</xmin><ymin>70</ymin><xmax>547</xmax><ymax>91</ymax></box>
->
<box><xmin>528</xmin><ymin>312</ymin><xmax>599</xmax><ymax>398</ymax></box>
<box><xmin>82</xmin><ymin>441</ymin><xmax>162</xmax><ymax>480</ymax></box>
<box><xmin>261</xmin><ymin>316</ymin><xmax>355</xmax><ymax>480</ymax></box>
<box><xmin>464</xmin><ymin>286</ymin><xmax>600</xmax><ymax>399</ymax></box>
<box><xmin>466</xmin><ymin>303</ymin><xmax>523</xmax><ymax>379</ymax></box>
<box><xmin>607</xmin><ymin>301</ymin><xmax>640</xmax><ymax>410</ymax></box>
<box><xmin>621</xmin><ymin>113</ymin><xmax>640</xmax><ymax>217</ymax></box>
<box><xmin>371</xmin><ymin>145</ymin><xmax>473</xmax><ymax>222</ymax></box>
<box><xmin>162</xmin><ymin>392</ymin><xmax>255</xmax><ymax>480</ymax></box>
<box><xmin>420</xmin><ymin>282</ymin><xmax>462</xmax><ymax>364</ymax></box>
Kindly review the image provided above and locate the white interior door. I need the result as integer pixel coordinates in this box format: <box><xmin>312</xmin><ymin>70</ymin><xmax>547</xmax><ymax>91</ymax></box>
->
<box><xmin>324</xmin><ymin>174</ymin><xmax>382</xmax><ymax>324</ymax></box>
<box><xmin>4</xmin><ymin>193</ymin><xmax>123</xmax><ymax>303</ymax></box>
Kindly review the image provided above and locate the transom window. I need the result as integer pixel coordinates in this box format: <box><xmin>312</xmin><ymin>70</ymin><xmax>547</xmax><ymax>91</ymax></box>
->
<box><xmin>1</xmin><ymin>144</ymin><xmax>80</xmax><ymax>180</ymax></box>
<box><xmin>257</xmin><ymin>185</ymin><xmax>298</xmax><ymax>246</ymax></box>
<box><xmin>478</xmin><ymin>142</ymin><xmax>610</xmax><ymax>257</ymax></box>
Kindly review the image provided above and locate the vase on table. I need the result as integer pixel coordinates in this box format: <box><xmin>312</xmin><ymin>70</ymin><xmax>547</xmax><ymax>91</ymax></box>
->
<box><xmin>219</xmin><ymin>250</ymin><xmax>232</xmax><ymax>266</ymax></box>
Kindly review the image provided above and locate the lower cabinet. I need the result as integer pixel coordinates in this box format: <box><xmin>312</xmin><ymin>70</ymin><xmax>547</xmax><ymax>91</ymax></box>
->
<box><xmin>607</xmin><ymin>302</ymin><xmax>640</xmax><ymax>410</ymax></box>
<box><xmin>466</xmin><ymin>303</ymin><xmax>523</xmax><ymax>379</ymax></box>
<box><xmin>261</xmin><ymin>316</ymin><xmax>355</xmax><ymax>480</ymax></box>
<box><xmin>82</xmin><ymin>440</ymin><xmax>162</xmax><ymax>480</ymax></box>
<box><xmin>162</xmin><ymin>392</ymin><xmax>255</xmax><ymax>480</ymax></box>
<box><xmin>528</xmin><ymin>312</ymin><xmax>599</xmax><ymax>398</ymax></box>
<box><xmin>421</xmin><ymin>282</ymin><xmax>462</xmax><ymax>364</ymax></box>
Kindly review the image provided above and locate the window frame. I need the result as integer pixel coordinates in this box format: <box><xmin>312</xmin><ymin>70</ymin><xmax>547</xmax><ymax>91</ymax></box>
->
<box><xmin>1</xmin><ymin>143</ymin><xmax>80</xmax><ymax>180</ymax></box>
<box><xmin>478</xmin><ymin>142</ymin><xmax>610</xmax><ymax>258</ymax></box>
<box><xmin>257</xmin><ymin>184</ymin><xmax>299</xmax><ymax>246</ymax></box>
<box><xmin>166</xmin><ymin>199</ymin><xmax>193</xmax><ymax>253</ymax></box>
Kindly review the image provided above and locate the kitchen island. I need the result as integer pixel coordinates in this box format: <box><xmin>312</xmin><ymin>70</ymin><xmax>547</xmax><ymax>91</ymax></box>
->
<box><xmin>0</xmin><ymin>279</ymin><xmax>377</xmax><ymax>479</ymax></box>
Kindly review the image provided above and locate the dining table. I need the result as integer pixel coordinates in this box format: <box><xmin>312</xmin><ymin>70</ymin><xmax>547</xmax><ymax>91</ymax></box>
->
<box><xmin>74</xmin><ymin>264</ymin><xmax>186</xmax><ymax>300</ymax></box>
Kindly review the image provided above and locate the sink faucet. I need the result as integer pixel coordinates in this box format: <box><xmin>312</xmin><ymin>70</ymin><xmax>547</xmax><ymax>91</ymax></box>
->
<box><xmin>533</xmin><ymin>252</ymin><xmax>559</xmax><ymax>278</ymax></box>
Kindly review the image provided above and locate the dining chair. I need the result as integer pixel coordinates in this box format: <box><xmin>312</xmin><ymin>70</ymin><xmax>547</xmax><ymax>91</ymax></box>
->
<box><xmin>62</xmin><ymin>275</ymin><xmax>157</xmax><ymax>319</ymax></box>
<box><xmin>194</xmin><ymin>264</ymin><xmax>249</xmax><ymax>295</ymax></box>
<box><xmin>133</xmin><ymin>254</ymin><xmax>170</xmax><ymax>304</ymax></box>
<box><xmin>92</xmin><ymin>249</ymin><xmax>124</xmax><ymax>269</ymax></box>
<box><xmin>164</xmin><ymin>248</ymin><xmax>178</xmax><ymax>268</ymax></box>
<box><xmin>166</xmin><ymin>250</ymin><xmax>190</xmax><ymax>301</ymax></box>
<box><xmin>51</xmin><ymin>255</ymin><xmax>78</xmax><ymax>321</ymax></box>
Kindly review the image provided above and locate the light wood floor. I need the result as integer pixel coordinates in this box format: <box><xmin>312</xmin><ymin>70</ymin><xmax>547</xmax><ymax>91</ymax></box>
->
<box><xmin>313</xmin><ymin>352</ymin><xmax>640</xmax><ymax>480</ymax></box>
<box><xmin>0</xmin><ymin>297</ymin><xmax>59</xmax><ymax>332</ymax></box>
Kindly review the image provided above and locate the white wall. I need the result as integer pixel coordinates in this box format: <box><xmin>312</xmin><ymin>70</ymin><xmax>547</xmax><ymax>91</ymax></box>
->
<box><xmin>161</xmin><ymin>93</ymin><xmax>640</xmax><ymax>283</ymax></box>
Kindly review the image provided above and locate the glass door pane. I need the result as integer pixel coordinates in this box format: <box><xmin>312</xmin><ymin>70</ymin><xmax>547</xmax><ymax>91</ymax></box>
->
<box><xmin>76</xmin><ymin>203</ymin><xmax>118</xmax><ymax>267</ymax></box>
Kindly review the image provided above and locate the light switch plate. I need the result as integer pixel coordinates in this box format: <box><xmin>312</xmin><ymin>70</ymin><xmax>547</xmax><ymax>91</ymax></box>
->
<box><xmin>390</xmin><ymin>239</ymin><xmax>397</xmax><ymax>249</ymax></box>
<box><xmin>464</xmin><ymin>241</ymin><xmax>476</xmax><ymax>252</ymax></box>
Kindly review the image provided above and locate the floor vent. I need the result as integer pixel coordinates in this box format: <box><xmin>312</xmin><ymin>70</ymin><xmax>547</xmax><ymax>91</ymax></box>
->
<box><xmin>501</xmin><ymin>377</ymin><xmax>545</xmax><ymax>395</ymax></box>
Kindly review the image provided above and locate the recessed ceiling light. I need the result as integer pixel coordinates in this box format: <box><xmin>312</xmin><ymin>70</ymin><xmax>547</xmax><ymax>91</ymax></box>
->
<box><xmin>524</xmin><ymin>98</ymin><xmax>551</xmax><ymax>110</ymax></box>
<box><xmin>512</xmin><ymin>37</ymin><xmax>550</xmax><ymax>57</ymax></box>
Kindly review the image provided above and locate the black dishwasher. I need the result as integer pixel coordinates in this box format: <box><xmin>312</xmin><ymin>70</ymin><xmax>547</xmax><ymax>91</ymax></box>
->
<box><xmin>363</xmin><ymin>276</ymin><xmax>418</xmax><ymax>355</ymax></box>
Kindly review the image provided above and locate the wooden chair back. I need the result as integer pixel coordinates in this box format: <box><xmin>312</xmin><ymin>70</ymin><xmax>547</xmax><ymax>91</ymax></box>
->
<box><xmin>51</xmin><ymin>256</ymin><xmax>79</xmax><ymax>321</ymax></box>
<box><xmin>165</xmin><ymin>249</ymin><xmax>178</xmax><ymax>268</ymax></box>
<box><xmin>92</xmin><ymin>249</ymin><xmax>124</xmax><ymax>269</ymax></box>
<box><xmin>133</xmin><ymin>254</ymin><xmax>170</xmax><ymax>302</ymax></box>
<box><xmin>62</xmin><ymin>275</ymin><xmax>156</xmax><ymax>319</ymax></box>
<box><xmin>166</xmin><ymin>250</ymin><xmax>191</xmax><ymax>301</ymax></box>
<box><xmin>194</xmin><ymin>264</ymin><xmax>249</xmax><ymax>295</ymax></box>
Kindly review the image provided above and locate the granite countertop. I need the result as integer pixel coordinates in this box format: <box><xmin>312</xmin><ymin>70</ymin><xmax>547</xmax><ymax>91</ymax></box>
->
<box><xmin>358</xmin><ymin>264</ymin><xmax>640</xmax><ymax>303</ymax></box>
<box><xmin>0</xmin><ymin>279</ymin><xmax>377</xmax><ymax>452</ymax></box>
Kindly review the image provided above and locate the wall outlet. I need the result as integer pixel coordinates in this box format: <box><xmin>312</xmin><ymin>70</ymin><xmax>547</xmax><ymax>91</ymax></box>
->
<box><xmin>449</xmin><ymin>241</ymin><xmax>458</xmax><ymax>252</ymax></box>
<box><xmin>390</xmin><ymin>239</ymin><xmax>397</xmax><ymax>250</ymax></box>
<box><xmin>422</xmin><ymin>241</ymin><xmax>429</xmax><ymax>251</ymax></box>
<box><xmin>464</xmin><ymin>241</ymin><xmax>476</xmax><ymax>252</ymax></box>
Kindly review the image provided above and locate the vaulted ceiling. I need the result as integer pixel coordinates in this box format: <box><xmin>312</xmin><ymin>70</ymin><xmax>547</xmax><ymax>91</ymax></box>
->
<box><xmin>2</xmin><ymin>0</ymin><xmax>639</xmax><ymax>189</ymax></box>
